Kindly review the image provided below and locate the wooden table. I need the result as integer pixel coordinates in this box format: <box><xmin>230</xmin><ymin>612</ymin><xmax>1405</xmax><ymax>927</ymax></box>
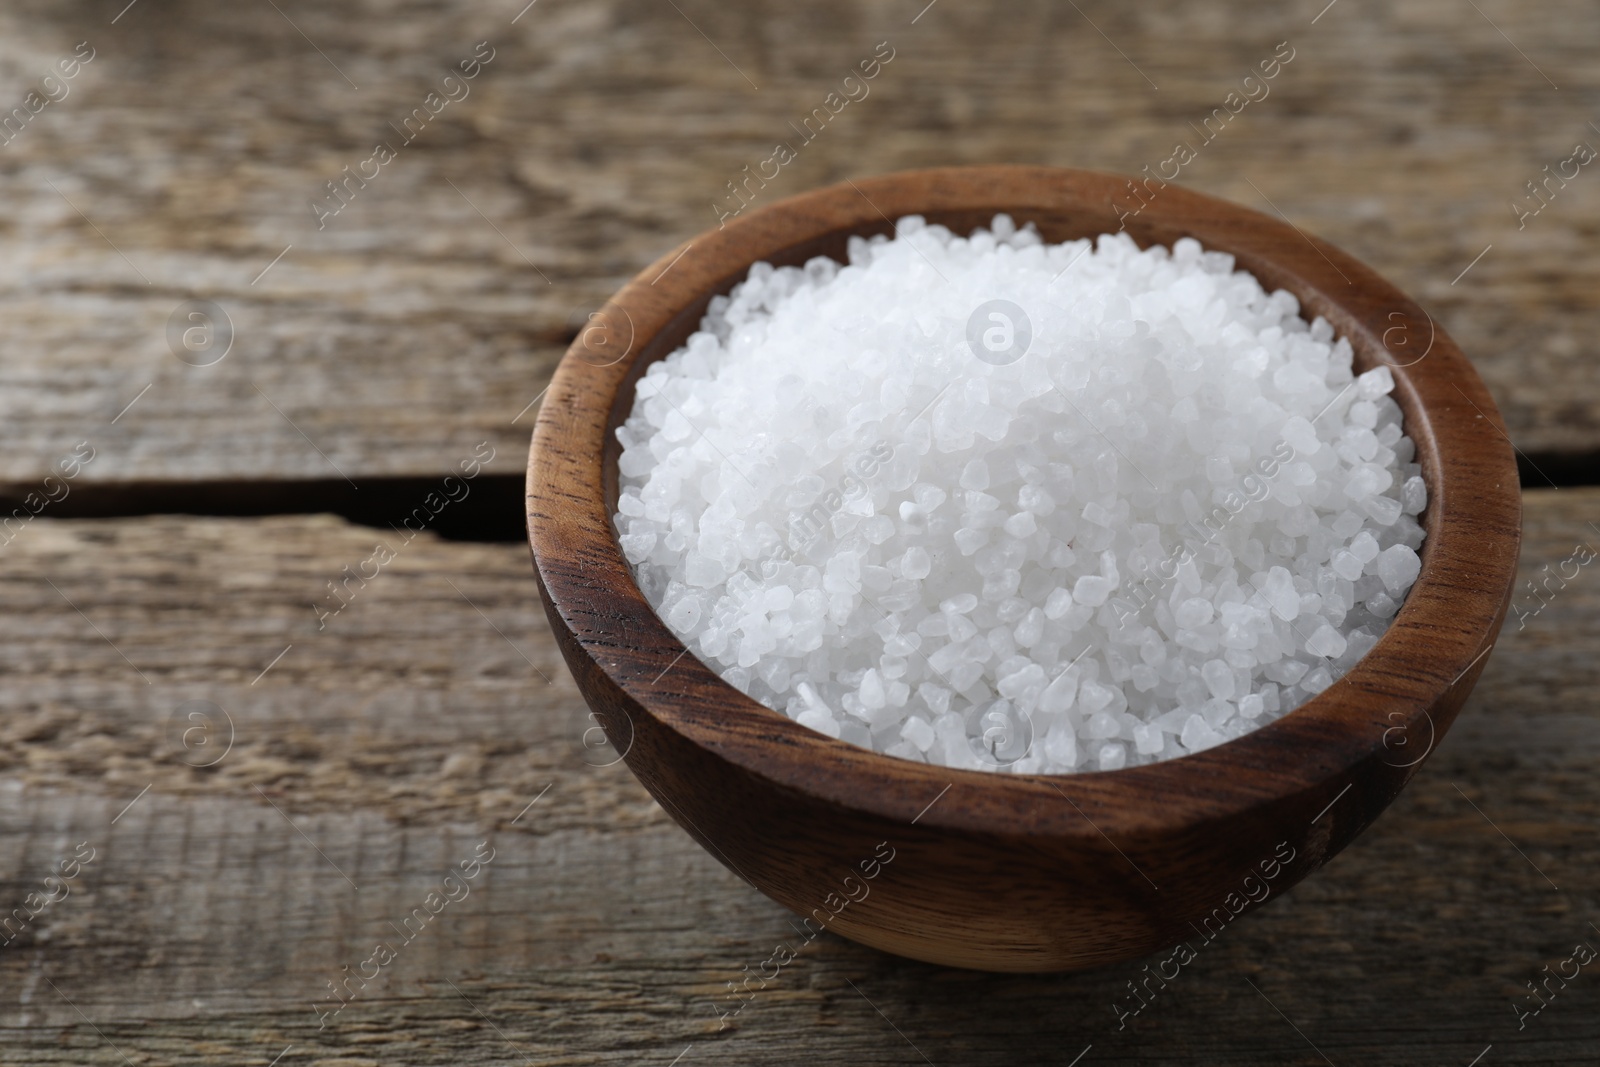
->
<box><xmin>1</xmin><ymin>0</ymin><xmax>1595</xmax><ymax>1063</ymax></box>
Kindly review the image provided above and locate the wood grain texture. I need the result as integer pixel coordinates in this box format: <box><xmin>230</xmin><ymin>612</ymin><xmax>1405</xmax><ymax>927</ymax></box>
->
<box><xmin>0</xmin><ymin>497</ymin><xmax>1594</xmax><ymax>1063</ymax></box>
<box><xmin>0</xmin><ymin>0</ymin><xmax>1592</xmax><ymax>1058</ymax></box>
<box><xmin>0</xmin><ymin>0</ymin><xmax>1596</xmax><ymax>490</ymax></box>
<box><xmin>526</xmin><ymin>164</ymin><xmax>1521</xmax><ymax>971</ymax></box>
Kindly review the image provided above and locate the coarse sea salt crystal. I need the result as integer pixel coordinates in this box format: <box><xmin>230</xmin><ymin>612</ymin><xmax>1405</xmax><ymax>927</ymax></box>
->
<box><xmin>614</xmin><ymin>217</ymin><xmax>1427</xmax><ymax>775</ymax></box>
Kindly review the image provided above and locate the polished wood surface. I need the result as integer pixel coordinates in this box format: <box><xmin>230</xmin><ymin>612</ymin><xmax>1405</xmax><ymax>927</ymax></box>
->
<box><xmin>527</xmin><ymin>165</ymin><xmax>1521</xmax><ymax>971</ymax></box>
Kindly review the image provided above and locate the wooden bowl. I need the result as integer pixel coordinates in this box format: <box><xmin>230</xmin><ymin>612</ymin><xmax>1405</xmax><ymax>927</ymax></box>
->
<box><xmin>526</xmin><ymin>166</ymin><xmax>1521</xmax><ymax>972</ymax></box>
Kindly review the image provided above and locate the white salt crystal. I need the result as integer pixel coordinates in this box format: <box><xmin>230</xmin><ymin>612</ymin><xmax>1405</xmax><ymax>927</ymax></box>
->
<box><xmin>1202</xmin><ymin>697</ymin><xmax>1235</xmax><ymax>728</ymax></box>
<box><xmin>1331</xmin><ymin>550</ymin><xmax>1364</xmax><ymax>581</ymax></box>
<box><xmin>1349</xmin><ymin>530</ymin><xmax>1380</xmax><ymax>564</ymax></box>
<box><xmin>1073</xmin><ymin>575</ymin><xmax>1113</xmax><ymax>607</ymax></box>
<box><xmin>1037</xmin><ymin>670</ymin><xmax>1079</xmax><ymax>714</ymax></box>
<box><xmin>1180</xmin><ymin>714</ymin><xmax>1223</xmax><ymax>752</ymax></box>
<box><xmin>1175</xmin><ymin>598</ymin><xmax>1214</xmax><ymax>629</ymax></box>
<box><xmin>796</xmin><ymin>703</ymin><xmax>840</xmax><ymax>739</ymax></box>
<box><xmin>1014</xmin><ymin>608</ymin><xmax>1045</xmax><ymax>647</ymax></box>
<box><xmin>1365</xmin><ymin>591</ymin><xmax>1398</xmax><ymax>618</ymax></box>
<box><xmin>858</xmin><ymin>669</ymin><xmax>887</xmax><ymax>709</ymax></box>
<box><xmin>1305</xmin><ymin>622</ymin><xmax>1349</xmax><ymax>659</ymax></box>
<box><xmin>1344</xmin><ymin>465</ymin><xmax>1388</xmax><ymax>500</ymax></box>
<box><xmin>1043</xmin><ymin>725</ymin><xmax>1078</xmax><ymax>766</ymax></box>
<box><xmin>1401</xmin><ymin>475</ymin><xmax>1427</xmax><ymax>516</ymax></box>
<box><xmin>1097</xmin><ymin>743</ymin><xmax>1128</xmax><ymax>771</ymax></box>
<box><xmin>666</xmin><ymin>598</ymin><xmax>702</xmax><ymax>631</ymax></box>
<box><xmin>1019</xmin><ymin>484</ymin><xmax>1056</xmax><ymax>515</ymax></box>
<box><xmin>1264</xmin><ymin>566</ymin><xmax>1300</xmax><ymax>621</ymax></box>
<box><xmin>1376</xmin><ymin>544</ymin><xmax>1422</xmax><ymax>594</ymax></box>
<box><xmin>1201</xmin><ymin>659</ymin><xmax>1236</xmax><ymax>700</ymax></box>
<box><xmin>900</xmin><ymin>716</ymin><xmax>936</xmax><ymax>752</ymax></box>
<box><xmin>1079</xmin><ymin>681</ymin><xmax>1116</xmax><ymax>715</ymax></box>
<box><xmin>1355</xmin><ymin>365</ymin><xmax>1394</xmax><ymax>400</ymax></box>
<box><xmin>1331</xmin><ymin>510</ymin><xmax>1365</xmax><ymax>539</ymax></box>
<box><xmin>942</xmin><ymin>593</ymin><xmax>978</xmax><ymax>615</ymax></box>
<box><xmin>954</xmin><ymin>528</ymin><xmax>988</xmax><ymax>555</ymax></box>
<box><xmin>1281</xmin><ymin>416</ymin><xmax>1322</xmax><ymax>456</ymax></box>
<box><xmin>684</xmin><ymin>553</ymin><xmax>724</xmax><ymax>587</ymax></box>
<box><xmin>1364</xmin><ymin>494</ymin><xmax>1403</xmax><ymax>526</ymax></box>
<box><xmin>1086</xmin><ymin>711</ymin><xmax>1120</xmax><ymax>739</ymax></box>
<box><xmin>1003</xmin><ymin>512</ymin><xmax>1037</xmax><ymax>538</ymax></box>
<box><xmin>619</xmin><ymin>532</ymin><xmax>656</xmax><ymax>563</ymax></box>
<box><xmin>614</xmin><ymin>217</ymin><xmax>1426</xmax><ymax>776</ymax></box>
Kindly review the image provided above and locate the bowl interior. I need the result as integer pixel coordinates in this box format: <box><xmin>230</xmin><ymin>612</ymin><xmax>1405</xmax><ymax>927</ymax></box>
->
<box><xmin>603</xmin><ymin>208</ymin><xmax>1442</xmax><ymax>554</ymax></box>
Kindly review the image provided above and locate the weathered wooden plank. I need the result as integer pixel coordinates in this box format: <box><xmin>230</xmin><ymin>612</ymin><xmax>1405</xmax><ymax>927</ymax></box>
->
<box><xmin>0</xmin><ymin>492</ymin><xmax>1595</xmax><ymax>1063</ymax></box>
<box><xmin>0</xmin><ymin>0</ymin><xmax>1595</xmax><ymax>492</ymax></box>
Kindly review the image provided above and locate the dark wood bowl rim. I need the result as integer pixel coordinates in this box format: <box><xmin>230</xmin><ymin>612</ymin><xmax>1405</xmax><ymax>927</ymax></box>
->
<box><xmin>527</xmin><ymin>165</ymin><xmax>1520</xmax><ymax>843</ymax></box>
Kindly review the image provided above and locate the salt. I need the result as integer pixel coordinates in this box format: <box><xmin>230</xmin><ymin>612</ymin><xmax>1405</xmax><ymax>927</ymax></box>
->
<box><xmin>615</xmin><ymin>217</ymin><xmax>1426</xmax><ymax>774</ymax></box>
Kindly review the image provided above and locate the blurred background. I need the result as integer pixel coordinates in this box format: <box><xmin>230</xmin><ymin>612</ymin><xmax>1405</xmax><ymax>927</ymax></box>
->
<box><xmin>0</xmin><ymin>0</ymin><xmax>1595</xmax><ymax>1063</ymax></box>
